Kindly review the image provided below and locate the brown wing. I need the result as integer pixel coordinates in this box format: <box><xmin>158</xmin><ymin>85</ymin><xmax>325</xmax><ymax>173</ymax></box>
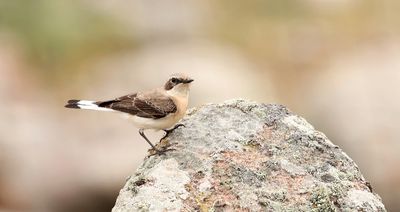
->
<box><xmin>96</xmin><ymin>91</ymin><xmax>177</xmax><ymax>119</ymax></box>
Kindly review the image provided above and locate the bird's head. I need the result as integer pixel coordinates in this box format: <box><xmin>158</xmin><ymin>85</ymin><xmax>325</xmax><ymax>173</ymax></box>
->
<box><xmin>164</xmin><ymin>73</ymin><xmax>194</xmax><ymax>97</ymax></box>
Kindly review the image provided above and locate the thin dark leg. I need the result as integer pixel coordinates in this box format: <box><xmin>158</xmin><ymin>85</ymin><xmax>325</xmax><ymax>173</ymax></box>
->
<box><xmin>161</xmin><ymin>124</ymin><xmax>185</xmax><ymax>140</ymax></box>
<box><xmin>139</xmin><ymin>129</ymin><xmax>159</xmax><ymax>153</ymax></box>
<box><xmin>139</xmin><ymin>129</ymin><xmax>175</xmax><ymax>156</ymax></box>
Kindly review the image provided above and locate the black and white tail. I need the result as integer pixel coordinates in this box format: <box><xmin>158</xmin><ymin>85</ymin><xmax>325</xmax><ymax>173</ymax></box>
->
<box><xmin>65</xmin><ymin>100</ymin><xmax>114</xmax><ymax>112</ymax></box>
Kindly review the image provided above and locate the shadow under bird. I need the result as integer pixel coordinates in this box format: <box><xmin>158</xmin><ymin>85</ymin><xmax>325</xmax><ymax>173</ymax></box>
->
<box><xmin>65</xmin><ymin>73</ymin><xmax>193</xmax><ymax>154</ymax></box>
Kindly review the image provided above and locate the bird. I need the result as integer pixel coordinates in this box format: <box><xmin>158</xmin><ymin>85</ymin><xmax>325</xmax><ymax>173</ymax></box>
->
<box><xmin>65</xmin><ymin>73</ymin><xmax>194</xmax><ymax>154</ymax></box>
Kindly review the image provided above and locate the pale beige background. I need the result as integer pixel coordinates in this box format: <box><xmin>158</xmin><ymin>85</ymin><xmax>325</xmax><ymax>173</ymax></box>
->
<box><xmin>0</xmin><ymin>0</ymin><xmax>399</xmax><ymax>211</ymax></box>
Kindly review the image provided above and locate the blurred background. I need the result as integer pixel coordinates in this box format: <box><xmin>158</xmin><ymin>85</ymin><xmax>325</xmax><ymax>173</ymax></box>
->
<box><xmin>0</xmin><ymin>0</ymin><xmax>399</xmax><ymax>211</ymax></box>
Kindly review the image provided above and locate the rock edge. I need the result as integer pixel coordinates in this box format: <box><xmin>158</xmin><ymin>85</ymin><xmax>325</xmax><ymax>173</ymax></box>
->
<box><xmin>113</xmin><ymin>99</ymin><xmax>386</xmax><ymax>212</ymax></box>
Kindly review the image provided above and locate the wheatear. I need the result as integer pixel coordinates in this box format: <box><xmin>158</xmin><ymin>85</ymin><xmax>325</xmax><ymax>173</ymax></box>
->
<box><xmin>65</xmin><ymin>73</ymin><xmax>193</xmax><ymax>154</ymax></box>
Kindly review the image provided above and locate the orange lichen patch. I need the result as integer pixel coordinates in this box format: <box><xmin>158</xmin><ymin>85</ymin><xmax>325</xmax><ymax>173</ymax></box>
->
<box><xmin>199</xmin><ymin>160</ymin><xmax>248</xmax><ymax>210</ymax></box>
<box><xmin>221</xmin><ymin>150</ymin><xmax>268</xmax><ymax>171</ymax></box>
<box><xmin>205</xmin><ymin>183</ymin><xmax>246</xmax><ymax>211</ymax></box>
<box><xmin>267</xmin><ymin>171</ymin><xmax>313</xmax><ymax>203</ymax></box>
<box><xmin>182</xmin><ymin>183</ymin><xmax>209</xmax><ymax>212</ymax></box>
<box><xmin>353</xmin><ymin>181</ymin><xmax>373</xmax><ymax>192</ymax></box>
<box><xmin>183</xmin><ymin>160</ymin><xmax>243</xmax><ymax>211</ymax></box>
<box><xmin>183</xmin><ymin>179</ymin><xmax>252</xmax><ymax>212</ymax></box>
<box><xmin>254</xmin><ymin>125</ymin><xmax>287</xmax><ymax>145</ymax></box>
<box><xmin>258</xmin><ymin>125</ymin><xmax>273</xmax><ymax>140</ymax></box>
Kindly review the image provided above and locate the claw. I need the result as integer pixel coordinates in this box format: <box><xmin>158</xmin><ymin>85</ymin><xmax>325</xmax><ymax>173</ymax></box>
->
<box><xmin>147</xmin><ymin>148</ymin><xmax>176</xmax><ymax>157</ymax></box>
<box><xmin>161</xmin><ymin>124</ymin><xmax>185</xmax><ymax>140</ymax></box>
<box><xmin>139</xmin><ymin>128</ymin><xmax>179</xmax><ymax>157</ymax></box>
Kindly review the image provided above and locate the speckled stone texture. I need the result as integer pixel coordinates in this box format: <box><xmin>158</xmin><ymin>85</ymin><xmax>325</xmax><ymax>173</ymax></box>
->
<box><xmin>112</xmin><ymin>99</ymin><xmax>386</xmax><ymax>212</ymax></box>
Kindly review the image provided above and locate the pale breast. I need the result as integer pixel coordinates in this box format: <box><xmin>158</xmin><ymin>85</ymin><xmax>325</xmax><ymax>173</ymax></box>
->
<box><xmin>127</xmin><ymin>95</ymin><xmax>188</xmax><ymax>130</ymax></box>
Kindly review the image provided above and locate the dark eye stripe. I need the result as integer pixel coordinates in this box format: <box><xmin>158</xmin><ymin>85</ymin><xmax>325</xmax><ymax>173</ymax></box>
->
<box><xmin>171</xmin><ymin>78</ymin><xmax>184</xmax><ymax>83</ymax></box>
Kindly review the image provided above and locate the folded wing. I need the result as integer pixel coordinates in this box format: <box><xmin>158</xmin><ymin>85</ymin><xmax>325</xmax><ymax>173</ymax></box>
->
<box><xmin>97</xmin><ymin>91</ymin><xmax>177</xmax><ymax>119</ymax></box>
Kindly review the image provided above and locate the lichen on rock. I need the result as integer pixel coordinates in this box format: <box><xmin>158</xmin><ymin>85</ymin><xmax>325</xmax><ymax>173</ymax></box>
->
<box><xmin>112</xmin><ymin>99</ymin><xmax>386</xmax><ymax>212</ymax></box>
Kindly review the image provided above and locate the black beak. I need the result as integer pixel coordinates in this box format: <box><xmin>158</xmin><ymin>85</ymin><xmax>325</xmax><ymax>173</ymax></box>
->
<box><xmin>183</xmin><ymin>79</ymin><xmax>194</xmax><ymax>83</ymax></box>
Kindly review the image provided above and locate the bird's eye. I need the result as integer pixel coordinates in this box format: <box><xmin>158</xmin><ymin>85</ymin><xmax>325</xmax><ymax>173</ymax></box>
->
<box><xmin>171</xmin><ymin>78</ymin><xmax>178</xmax><ymax>83</ymax></box>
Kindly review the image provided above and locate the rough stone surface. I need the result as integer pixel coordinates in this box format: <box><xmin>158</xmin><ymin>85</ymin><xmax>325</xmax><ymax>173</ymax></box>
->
<box><xmin>112</xmin><ymin>99</ymin><xmax>386</xmax><ymax>212</ymax></box>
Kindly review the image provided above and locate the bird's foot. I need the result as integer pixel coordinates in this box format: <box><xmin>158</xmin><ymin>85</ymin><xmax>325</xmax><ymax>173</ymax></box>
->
<box><xmin>161</xmin><ymin>124</ymin><xmax>185</xmax><ymax>140</ymax></box>
<box><xmin>147</xmin><ymin>147</ymin><xmax>176</xmax><ymax>157</ymax></box>
<box><xmin>146</xmin><ymin>138</ymin><xmax>176</xmax><ymax>157</ymax></box>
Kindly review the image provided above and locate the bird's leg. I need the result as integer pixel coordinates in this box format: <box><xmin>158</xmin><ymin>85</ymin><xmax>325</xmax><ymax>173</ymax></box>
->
<box><xmin>139</xmin><ymin>129</ymin><xmax>161</xmax><ymax>153</ymax></box>
<box><xmin>139</xmin><ymin>129</ymin><xmax>174</xmax><ymax>156</ymax></box>
<box><xmin>161</xmin><ymin>124</ymin><xmax>185</xmax><ymax>140</ymax></box>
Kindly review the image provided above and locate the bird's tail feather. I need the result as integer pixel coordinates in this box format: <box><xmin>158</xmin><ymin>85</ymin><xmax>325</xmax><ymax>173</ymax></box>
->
<box><xmin>65</xmin><ymin>99</ymin><xmax>114</xmax><ymax>111</ymax></box>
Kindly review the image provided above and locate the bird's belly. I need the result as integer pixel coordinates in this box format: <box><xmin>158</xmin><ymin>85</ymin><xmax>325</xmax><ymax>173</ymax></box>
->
<box><xmin>127</xmin><ymin>113</ymin><xmax>183</xmax><ymax>130</ymax></box>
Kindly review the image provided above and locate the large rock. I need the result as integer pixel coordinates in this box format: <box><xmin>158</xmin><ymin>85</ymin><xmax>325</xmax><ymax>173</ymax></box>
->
<box><xmin>112</xmin><ymin>99</ymin><xmax>386</xmax><ymax>211</ymax></box>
